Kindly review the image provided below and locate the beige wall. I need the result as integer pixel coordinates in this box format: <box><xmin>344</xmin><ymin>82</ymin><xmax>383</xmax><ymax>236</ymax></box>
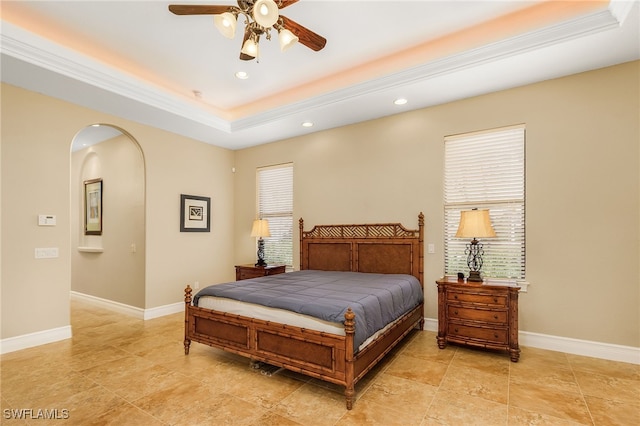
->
<box><xmin>234</xmin><ymin>61</ymin><xmax>640</xmax><ymax>348</ymax></box>
<box><xmin>2</xmin><ymin>61</ymin><xmax>638</xmax><ymax>349</ymax></box>
<box><xmin>71</xmin><ymin>133</ymin><xmax>145</xmax><ymax>308</ymax></box>
<box><xmin>1</xmin><ymin>84</ymin><xmax>235</xmax><ymax>339</ymax></box>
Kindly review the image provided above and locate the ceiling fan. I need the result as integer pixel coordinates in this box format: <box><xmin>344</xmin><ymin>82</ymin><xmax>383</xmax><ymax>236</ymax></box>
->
<box><xmin>168</xmin><ymin>0</ymin><xmax>327</xmax><ymax>61</ymax></box>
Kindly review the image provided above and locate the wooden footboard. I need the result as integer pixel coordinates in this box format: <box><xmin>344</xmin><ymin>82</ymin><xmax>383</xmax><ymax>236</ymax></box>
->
<box><xmin>184</xmin><ymin>286</ymin><xmax>423</xmax><ymax>409</ymax></box>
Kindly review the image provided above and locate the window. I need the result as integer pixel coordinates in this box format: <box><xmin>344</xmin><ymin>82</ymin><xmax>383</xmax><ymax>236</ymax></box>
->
<box><xmin>257</xmin><ymin>163</ymin><xmax>293</xmax><ymax>266</ymax></box>
<box><xmin>444</xmin><ymin>126</ymin><xmax>525</xmax><ymax>281</ymax></box>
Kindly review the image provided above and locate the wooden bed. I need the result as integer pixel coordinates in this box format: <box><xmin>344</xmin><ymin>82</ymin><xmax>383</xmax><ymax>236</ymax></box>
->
<box><xmin>183</xmin><ymin>213</ymin><xmax>424</xmax><ymax>409</ymax></box>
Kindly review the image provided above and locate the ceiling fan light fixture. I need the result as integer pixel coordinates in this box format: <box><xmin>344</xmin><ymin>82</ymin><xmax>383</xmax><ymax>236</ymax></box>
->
<box><xmin>241</xmin><ymin>37</ymin><xmax>259</xmax><ymax>58</ymax></box>
<box><xmin>253</xmin><ymin>0</ymin><xmax>279</xmax><ymax>28</ymax></box>
<box><xmin>279</xmin><ymin>28</ymin><xmax>298</xmax><ymax>52</ymax></box>
<box><xmin>214</xmin><ymin>12</ymin><xmax>237</xmax><ymax>39</ymax></box>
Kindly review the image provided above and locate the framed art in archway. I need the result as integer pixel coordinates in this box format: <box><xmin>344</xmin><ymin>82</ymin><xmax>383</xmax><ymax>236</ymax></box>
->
<box><xmin>84</xmin><ymin>178</ymin><xmax>103</xmax><ymax>235</ymax></box>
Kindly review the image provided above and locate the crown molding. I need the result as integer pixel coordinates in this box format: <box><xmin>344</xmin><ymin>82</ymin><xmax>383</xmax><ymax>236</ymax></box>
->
<box><xmin>0</xmin><ymin>4</ymin><xmax>630</xmax><ymax>137</ymax></box>
<box><xmin>0</xmin><ymin>21</ymin><xmax>230</xmax><ymax>133</ymax></box>
<box><xmin>230</xmin><ymin>6</ymin><xmax>623</xmax><ymax>131</ymax></box>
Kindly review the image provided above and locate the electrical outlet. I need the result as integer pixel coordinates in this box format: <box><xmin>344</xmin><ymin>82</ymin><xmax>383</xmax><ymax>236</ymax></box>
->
<box><xmin>428</xmin><ymin>243</ymin><xmax>435</xmax><ymax>254</ymax></box>
<box><xmin>194</xmin><ymin>281</ymin><xmax>200</xmax><ymax>289</ymax></box>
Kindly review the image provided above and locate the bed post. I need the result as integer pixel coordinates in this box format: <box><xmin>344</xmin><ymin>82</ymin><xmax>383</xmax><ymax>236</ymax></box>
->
<box><xmin>184</xmin><ymin>285</ymin><xmax>192</xmax><ymax>355</ymax></box>
<box><xmin>418</xmin><ymin>212</ymin><xmax>425</xmax><ymax>330</ymax></box>
<box><xmin>299</xmin><ymin>217</ymin><xmax>304</xmax><ymax>270</ymax></box>
<box><xmin>343</xmin><ymin>308</ymin><xmax>356</xmax><ymax>410</ymax></box>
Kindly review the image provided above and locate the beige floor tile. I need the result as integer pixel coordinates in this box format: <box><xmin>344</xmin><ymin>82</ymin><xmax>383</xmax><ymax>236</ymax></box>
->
<box><xmin>440</xmin><ymin>363</ymin><xmax>509</xmax><ymax>404</ymax></box>
<box><xmin>402</xmin><ymin>331</ymin><xmax>457</xmax><ymax>364</ymax></box>
<box><xmin>223</xmin><ymin>366</ymin><xmax>305</xmax><ymax>409</ymax></box>
<box><xmin>510</xmin><ymin>360</ymin><xmax>581</xmax><ymax>394</ymax></box>
<box><xmin>574</xmin><ymin>369</ymin><xmax>640</xmax><ymax>403</ymax></box>
<box><xmin>273</xmin><ymin>383</ymin><xmax>348</xmax><ymax>426</ymax></box>
<box><xmin>172</xmin><ymin>392</ymin><xmax>268</xmax><ymax>426</ymax></box>
<box><xmin>43</xmin><ymin>385</ymin><xmax>130</xmax><ymax>425</ymax></box>
<box><xmin>425</xmin><ymin>388</ymin><xmax>508</xmax><ymax>425</ymax></box>
<box><xmin>507</xmin><ymin>405</ymin><xmax>589</xmax><ymax>425</ymax></box>
<box><xmin>567</xmin><ymin>353</ymin><xmax>640</xmax><ymax>380</ymax></box>
<box><xmin>353</xmin><ymin>373</ymin><xmax>436</xmax><ymax>424</ymax></box>
<box><xmin>337</xmin><ymin>398</ymin><xmax>424</xmax><ymax>426</ymax></box>
<box><xmin>253</xmin><ymin>411</ymin><xmax>304</xmax><ymax>426</ymax></box>
<box><xmin>584</xmin><ymin>395</ymin><xmax>640</xmax><ymax>425</ymax></box>
<box><xmin>81</xmin><ymin>402</ymin><xmax>166</xmax><ymax>426</ymax></box>
<box><xmin>385</xmin><ymin>353</ymin><xmax>449</xmax><ymax>387</ymax></box>
<box><xmin>509</xmin><ymin>381</ymin><xmax>592</xmax><ymax>424</ymax></box>
<box><xmin>449</xmin><ymin>346</ymin><xmax>511</xmax><ymax>376</ymax></box>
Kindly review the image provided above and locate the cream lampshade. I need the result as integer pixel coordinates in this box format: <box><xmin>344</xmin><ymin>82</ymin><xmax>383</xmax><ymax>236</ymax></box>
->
<box><xmin>455</xmin><ymin>209</ymin><xmax>496</xmax><ymax>282</ymax></box>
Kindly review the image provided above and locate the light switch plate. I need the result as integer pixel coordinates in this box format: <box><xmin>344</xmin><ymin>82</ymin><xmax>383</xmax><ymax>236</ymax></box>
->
<box><xmin>38</xmin><ymin>215</ymin><xmax>56</xmax><ymax>226</ymax></box>
<box><xmin>35</xmin><ymin>248</ymin><xmax>59</xmax><ymax>258</ymax></box>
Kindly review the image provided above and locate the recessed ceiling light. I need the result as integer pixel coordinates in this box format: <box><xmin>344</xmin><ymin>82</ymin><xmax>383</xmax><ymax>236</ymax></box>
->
<box><xmin>235</xmin><ymin>71</ymin><xmax>249</xmax><ymax>79</ymax></box>
<box><xmin>302</xmin><ymin>121</ymin><xmax>314</xmax><ymax>128</ymax></box>
<box><xmin>394</xmin><ymin>98</ymin><xmax>408</xmax><ymax>105</ymax></box>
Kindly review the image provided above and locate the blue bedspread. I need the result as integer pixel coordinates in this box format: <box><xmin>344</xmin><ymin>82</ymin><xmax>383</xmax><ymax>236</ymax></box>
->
<box><xmin>193</xmin><ymin>270</ymin><xmax>423</xmax><ymax>351</ymax></box>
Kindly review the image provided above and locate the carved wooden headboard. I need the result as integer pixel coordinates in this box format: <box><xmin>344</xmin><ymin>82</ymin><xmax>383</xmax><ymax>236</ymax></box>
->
<box><xmin>299</xmin><ymin>213</ymin><xmax>424</xmax><ymax>287</ymax></box>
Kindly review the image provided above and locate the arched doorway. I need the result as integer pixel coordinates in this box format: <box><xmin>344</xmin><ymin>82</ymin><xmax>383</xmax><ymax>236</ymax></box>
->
<box><xmin>70</xmin><ymin>124</ymin><xmax>146</xmax><ymax>309</ymax></box>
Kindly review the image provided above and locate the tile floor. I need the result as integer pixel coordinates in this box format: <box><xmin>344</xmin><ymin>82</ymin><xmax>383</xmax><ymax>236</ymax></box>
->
<box><xmin>1</xmin><ymin>300</ymin><xmax>639</xmax><ymax>425</ymax></box>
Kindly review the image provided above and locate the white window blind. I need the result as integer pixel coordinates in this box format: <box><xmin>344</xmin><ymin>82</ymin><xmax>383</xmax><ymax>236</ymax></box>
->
<box><xmin>257</xmin><ymin>163</ymin><xmax>293</xmax><ymax>266</ymax></box>
<box><xmin>444</xmin><ymin>126</ymin><xmax>525</xmax><ymax>280</ymax></box>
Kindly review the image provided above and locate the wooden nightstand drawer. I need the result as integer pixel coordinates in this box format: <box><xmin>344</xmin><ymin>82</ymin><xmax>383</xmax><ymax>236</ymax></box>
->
<box><xmin>447</xmin><ymin>323</ymin><xmax>508</xmax><ymax>345</ymax></box>
<box><xmin>235</xmin><ymin>264</ymin><xmax>286</xmax><ymax>281</ymax></box>
<box><xmin>447</xmin><ymin>292</ymin><xmax>506</xmax><ymax>306</ymax></box>
<box><xmin>447</xmin><ymin>305</ymin><xmax>507</xmax><ymax>323</ymax></box>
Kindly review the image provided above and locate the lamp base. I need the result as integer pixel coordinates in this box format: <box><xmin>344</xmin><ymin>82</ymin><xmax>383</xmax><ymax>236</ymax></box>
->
<box><xmin>467</xmin><ymin>271</ymin><xmax>483</xmax><ymax>282</ymax></box>
<box><xmin>255</xmin><ymin>237</ymin><xmax>267</xmax><ymax>267</ymax></box>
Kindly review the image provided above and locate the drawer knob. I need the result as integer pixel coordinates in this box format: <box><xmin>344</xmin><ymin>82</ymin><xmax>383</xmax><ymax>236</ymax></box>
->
<box><xmin>494</xmin><ymin>333</ymin><xmax>499</xmax><ymax>338</ymax></box>
<box><xmin>454</xmin><ymin>310</ymin><xmax>458</xmax><ymax>315</ymax></box>
<box><xmin>454</xmin><ymin>328</ymin><xmax>459</xmax><ymax>333</ymax></box>
<box><xmin>494</xmin><ymin>315</ymin><xmax>498</xmax><ymax>319</ymax></box>
<box><xmin>493</xmin><ymin>298</ymin><xmax>498</xmax><ymax>303</ymax></box>
<box><xmin>454</xmin><ymin>295</ymin><xmax>458</xmax><ymax>299</ymax></box>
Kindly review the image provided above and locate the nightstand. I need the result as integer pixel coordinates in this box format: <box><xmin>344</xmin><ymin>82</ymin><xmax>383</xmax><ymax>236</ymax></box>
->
<box><xmin>235</xmin><ymin>264</ymin><xmax>286</xmax><ymax>281</ymax></box>
<box><xmin>436</xmin><ymin>278</ymin><xmax>520</xmax><ymax>362</ymax></box>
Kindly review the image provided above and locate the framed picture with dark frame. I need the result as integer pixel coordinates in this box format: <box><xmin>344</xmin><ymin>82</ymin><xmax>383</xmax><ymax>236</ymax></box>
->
<box><xmin>84</xmin><ymin>178</ymin><xmax>103</xmax><ymax>235</ymax></box>
<box><xmin>180</xmin><ymin>194</ymin><xmax>211</xmax><ymax>232</ymax></box>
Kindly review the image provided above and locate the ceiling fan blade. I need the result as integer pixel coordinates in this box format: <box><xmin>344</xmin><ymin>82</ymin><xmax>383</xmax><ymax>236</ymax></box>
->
<box><xmin>280</xmin><ymin>15</ymin><xmax>326</xmax><ymax>51</ymax></box>
<box><xmin>278</xmin><ymin>0</ymin><xmax>300</xmax><ymax>8</ymax></box>
<box><xmin>168</xmin><ymin>5</ymin><xmax>232</xmax><ymax>15</ymax></box>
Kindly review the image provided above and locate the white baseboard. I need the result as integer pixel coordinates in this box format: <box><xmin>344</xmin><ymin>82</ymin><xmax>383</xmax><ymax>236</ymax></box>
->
<box><xmin>70</xmin><ymin>291</ymin><xmax>184</xmax><ymax>320</ymax></box>
<box><xmin>143</xmin><ymin>302</ymin><xmax>184</xmax><ymax>320</ymax></box>
<box><xmin>519</xmin><ymin>330</ymin><xmax>640</xmax><ymax>365</ymax></box>
<box><xmin>0</xmin><ymin>326</ymin><xmax>72</xmax><ymax>355</ymax></box>
<box><xmin>70</xmin><ymin>291</ymin><xmax>145</xmax><ymax>319</ymax></box>
<box><xmin>422</xmin><ymin>316</ymin><xmax>639</xmax><ymax>365</ymax></box>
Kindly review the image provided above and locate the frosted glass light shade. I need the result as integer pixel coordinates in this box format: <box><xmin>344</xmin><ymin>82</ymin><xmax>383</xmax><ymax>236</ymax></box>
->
<box><xmin>253</xmin><ymin>0</ymin><xmax>279</xmax><ymax>28</ymax></box>
<box><xmin>279</xmin><ymin>29</ymin><xmax>298</xmax><ymax>51</ymax></box>
<box><xmin>241</xmin><ymin>37</ymin><xmax>259</xmax><ymax>58</ymax></box>
<box><xmin>214</xmin><ymin>12</ymin><xmax>237</xmax><ymax>39</ymax></box>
